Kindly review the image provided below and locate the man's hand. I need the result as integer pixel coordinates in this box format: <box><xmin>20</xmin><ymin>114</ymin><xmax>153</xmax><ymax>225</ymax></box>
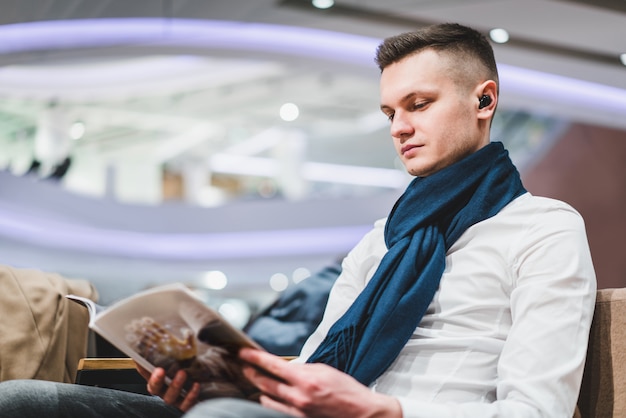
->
<box><xmin>239</xmin><ymin>348</ymin><xmax>402</xmax><ymax>418</ymax></box>
<box><xmin>135</xmin><ymin>363</ymin><xmax>201</xmax><ymax>412</ymax></box>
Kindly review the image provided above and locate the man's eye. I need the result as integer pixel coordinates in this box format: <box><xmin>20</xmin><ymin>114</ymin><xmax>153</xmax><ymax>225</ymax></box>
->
<box><xmin>413</xmin><ymin>102</ymin><xmax>428</xmax><ymax>110</ymax></box>
<box><xmin>386</xmin><ymin>113</ymin><xmax>394</xmax><ymax>122</ymax></box>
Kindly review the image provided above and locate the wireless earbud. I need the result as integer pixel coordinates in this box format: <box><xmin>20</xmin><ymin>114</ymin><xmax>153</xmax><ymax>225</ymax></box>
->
<box><xmin>478</xmin><ymin>95</ymin><xmax>492</xmax><ymax>109</ymax></box>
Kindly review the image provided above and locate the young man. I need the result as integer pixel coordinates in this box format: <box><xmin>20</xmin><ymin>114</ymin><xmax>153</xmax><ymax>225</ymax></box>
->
<box><xmin>178</xmin><ymin>22</ymin><xmax>596</xmax><ymax>418</ymax></box>
<box><xmin>0</xmin><ymin>22</ymin><xmax>595</xmax><ymax>418</ymax></box>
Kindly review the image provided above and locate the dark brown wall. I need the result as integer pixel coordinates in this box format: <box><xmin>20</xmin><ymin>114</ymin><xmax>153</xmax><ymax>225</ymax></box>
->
<box><xmin>522</xmin><ymin>123</ymin><xmax>626</xmax><ymax>289</ymax></box>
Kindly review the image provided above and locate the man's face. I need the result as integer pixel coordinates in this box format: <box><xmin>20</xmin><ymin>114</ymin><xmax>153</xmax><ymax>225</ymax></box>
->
<box><xmin>379</xmin><ymin>49</ymin><xmax>489</xmax><ymax>177</ymax></box>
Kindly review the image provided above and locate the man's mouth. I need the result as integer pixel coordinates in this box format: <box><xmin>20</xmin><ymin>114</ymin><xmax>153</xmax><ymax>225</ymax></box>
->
<box><xmin>401</xmin><ymin>144</ymin><xmax>422</xmax><ymax>155</ymax></box>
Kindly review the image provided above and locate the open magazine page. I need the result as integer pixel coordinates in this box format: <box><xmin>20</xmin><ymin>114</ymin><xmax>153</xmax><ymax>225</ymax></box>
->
<box><xmin>68</xmin><ymin>283</ymin><xmax>261</xmax><ymax>401</ymax></box>
<box><xmin>66</xmin><ymin>294</ymin><xmax>105</xmax><ymax>324</ymax></box>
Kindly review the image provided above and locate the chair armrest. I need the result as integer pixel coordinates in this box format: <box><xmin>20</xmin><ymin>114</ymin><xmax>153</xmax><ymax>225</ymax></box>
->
<box><xmin>75</xmin><ymin>354</ymin><xmax>296</xmax><ymax>396</ymax></box>
<box><xmin>75</xmin><ymin>357</ymin><xmax>149</xmax><ymax>395</ymax></box>
<box><xmin>78</xmin><ymin>357</ymin><xmax>137</xmax><ymax>371</ymax></box>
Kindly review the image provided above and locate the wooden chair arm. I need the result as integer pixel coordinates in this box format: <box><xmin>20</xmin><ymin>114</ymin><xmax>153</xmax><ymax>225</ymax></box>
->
<box><xmin>77</xmin><ymin>357</ymin><xmax>137</xmax><ymax>371</ymax></box>
<box><xmin>75</xmin><ymin>354</ymin><xmax>296</xmax><ymax>396</ymax></box>
<box><xmin>75</xmin><ymin>357</ymin><xmax>148</xmax><ymax>395</ymax></box>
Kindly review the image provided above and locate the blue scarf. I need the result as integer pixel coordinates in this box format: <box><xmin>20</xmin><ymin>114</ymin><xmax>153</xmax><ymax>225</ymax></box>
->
<box><xmin>306</xmin><ymin>141</ymin><xmax>526</xmax><ymax>386</ymax></box>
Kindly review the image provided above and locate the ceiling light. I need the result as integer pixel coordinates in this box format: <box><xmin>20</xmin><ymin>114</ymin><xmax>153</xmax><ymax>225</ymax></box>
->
<box><xmin>489</xmin><ymin>28</ymin><xmax>510</xmax><ymax>44</ymax></box>
<box><xmin>218</xmin><ymin>299</ymin><xmax>251</xmax><ymax>329</ymax></box>
<box><xmin>69</xmin><ymin>121</ymin><xmax>85</xmax><ymax>140</ymax></box>
<box><xmin>292</xmin><ymin>267</ymin><xmax>311</xmax><ymax>283</ymax></box>
<box><xmin>620</xmin><ymin>53</ymin><xmax>626</xmax><ymax>66</ymax></box>
<box><xmin>312</xmin><ymin>0</ymin><xmax>334</xmax><ymax>9</ymax></box>
<box><xmin>210</xmin><ymin>153</ymin><xmax>408</xmax><ymax>188</ymax></box>
<box><xmin>279</xmin><ymin>102</ymin><xmax>299</xmax><ymax>121</ymax></box>
<box><xmin>269</xmin><ymin>273</ymin><xmax>289</xmax><ymax>292</ymax></box>
<box><xmin>201</xmin><ymin>270</ymin><xmax>228</xmax><ymax>290</ymax></box>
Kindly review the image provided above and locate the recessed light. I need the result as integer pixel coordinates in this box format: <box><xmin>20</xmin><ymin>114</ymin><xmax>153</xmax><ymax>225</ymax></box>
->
<box><xmin>489</xmin><ymin>28</ymin><xmax>510</xmax><ymax>44</ymax></box>
<box><xmin>270</xmin><ymin>273</ymin><xmax>289</xmax><ymax>292</ymax></box>
<box><xmin>201</xmin><ymin>270</ymin><xmax>228</xmax><ymax>290</ymax></box>
<box><xmin>69</xmin><ymin>121</ymin><xmax>85</xmax><ymax>140</ymax></box>
<box><xmin>279</xmin><ymin>102</ymin><xmax>299</xmax><ymax>122</ymax></box>
<box><xmin>292</xmin><ymin>267</ymin><xmax>311</xmax><ymax>283</ymax></box>
<box><xmin>312</xmin><ymin>0</ymin><xmax>334</xmax><ymax>9</ymax></box>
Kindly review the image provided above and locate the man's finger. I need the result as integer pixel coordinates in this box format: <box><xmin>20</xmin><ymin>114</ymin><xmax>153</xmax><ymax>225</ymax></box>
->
<box><xmin>178</xmin><ymin>382</ymin><xmax>201</xmax><ymax>412</ymax></box>
<box><xmin>161</xmin><ymin>370</ymin><xmax>187</xmax><ymax>405</ymax></box>
<box><xmin>242</xmin><ymin>364</ymin><xmax>300</xmax><ymax>408</ymax></box>
<box><xmin>239</xmin><ymin>348</ymin><xmax>293</xmax><ymax>383</ymax></box>
<box><xmin>146</xmin><ymin>367</ymin><xmax>167</xmax><ymax>396</ymax></box>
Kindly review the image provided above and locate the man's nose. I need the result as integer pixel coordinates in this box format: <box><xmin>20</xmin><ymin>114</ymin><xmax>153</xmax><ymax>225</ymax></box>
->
<box><xmin>390</xmin><ymin>113</ymin><xmax>413</xmax><ymax>139</ymax></box>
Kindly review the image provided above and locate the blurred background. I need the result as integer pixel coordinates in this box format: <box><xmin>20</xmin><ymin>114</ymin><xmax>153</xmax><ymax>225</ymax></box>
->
<box><xmin>0</xmin><ymin>0</ymin><xmax>624</xmax><ymax>327</ymax></box>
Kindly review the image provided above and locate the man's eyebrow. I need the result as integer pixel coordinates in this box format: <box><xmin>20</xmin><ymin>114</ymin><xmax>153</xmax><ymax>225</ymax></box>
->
<box><xmin>380</xmin><ymin>92</ymin><xmax>418</xmax><ymax>111</ymax></box>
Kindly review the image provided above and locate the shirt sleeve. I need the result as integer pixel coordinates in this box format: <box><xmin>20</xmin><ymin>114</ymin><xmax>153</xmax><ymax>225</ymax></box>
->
<box><xmin>395</xmin><ymin>203</ymin><xmax>597</xmax><ymax>418</ymax></box>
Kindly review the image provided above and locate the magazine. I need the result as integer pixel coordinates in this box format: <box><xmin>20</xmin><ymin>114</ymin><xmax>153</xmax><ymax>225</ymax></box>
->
<box><xmin>67</xmin><ymin>282</ymin><xmax>261</xmax><ymax>401</ymax></box>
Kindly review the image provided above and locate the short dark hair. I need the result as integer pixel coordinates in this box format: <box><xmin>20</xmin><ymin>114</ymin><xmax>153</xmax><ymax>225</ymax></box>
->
<box><xmin>375</xmin><ymin>23</ymin><xmax>498</xmax><ymax>89</ymax></box>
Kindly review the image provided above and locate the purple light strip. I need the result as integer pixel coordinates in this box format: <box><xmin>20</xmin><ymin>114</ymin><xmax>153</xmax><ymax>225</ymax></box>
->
<box><xmin>499</xmin><ymin>63</ymin><xmax>626</xmax><ymax>114</ymax></box>
<box><xmin>0</xmin><ymin>18</ymin><xmax>379</xmax><ymax>66</ymax></box>
<box><xmin>0</xmin><ymin>207</ymin><xmax>370</xmax><ymax>259</ymax></box>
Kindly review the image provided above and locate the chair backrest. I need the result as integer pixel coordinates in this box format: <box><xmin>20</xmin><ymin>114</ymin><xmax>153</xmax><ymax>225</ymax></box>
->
<box><xmin>0</xmin><ymin>265</ymin><xmax>98</xmax><ymax>383</ymax></box>
<box><xmin>577</xmin><ymin>288</ymin><xmax>626</xmax><ymax>418</ymax></box>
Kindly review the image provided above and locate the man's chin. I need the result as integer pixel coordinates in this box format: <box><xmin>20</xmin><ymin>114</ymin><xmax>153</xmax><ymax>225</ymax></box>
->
<box><xmin>406</xmin><ymin>165</ymin><xmax>435</xmax><ymax>178</ymax></box>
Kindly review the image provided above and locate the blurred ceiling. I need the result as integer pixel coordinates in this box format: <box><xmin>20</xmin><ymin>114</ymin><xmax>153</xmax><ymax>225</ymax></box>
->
<box><xmin>0</xmin><ymin>0</ymin><xmax>625</xmax><ymax>302</ymax></box>
<box><xmin>0</xmin><ymin>0</ymin><xmax>625</xmax><ymax>206</ymax></box>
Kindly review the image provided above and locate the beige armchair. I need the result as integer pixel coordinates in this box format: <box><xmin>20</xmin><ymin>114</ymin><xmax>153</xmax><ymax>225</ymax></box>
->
<box><xmin>576</xmin><ymin>288</ymin><xmax>626</xmax><ymax>418</ymax></box>
<box><xmin>0</xmin><ymin>264</ymin><xmax>98</xmax><ymax>383</ymax></box>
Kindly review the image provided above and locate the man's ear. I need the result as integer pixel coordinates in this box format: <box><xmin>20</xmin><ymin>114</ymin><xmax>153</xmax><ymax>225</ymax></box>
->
<box><xmin>476</xmin><ymin>80</ymin><xmax>497</xmax><ymax>119</ymax></box>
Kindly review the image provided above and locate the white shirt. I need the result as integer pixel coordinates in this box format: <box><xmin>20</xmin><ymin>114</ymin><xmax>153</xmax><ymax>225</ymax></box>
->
<box><xmin>298</xmin><ymin>193</ymin><xmax>596</xmax><ymax>418</ymax></box>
